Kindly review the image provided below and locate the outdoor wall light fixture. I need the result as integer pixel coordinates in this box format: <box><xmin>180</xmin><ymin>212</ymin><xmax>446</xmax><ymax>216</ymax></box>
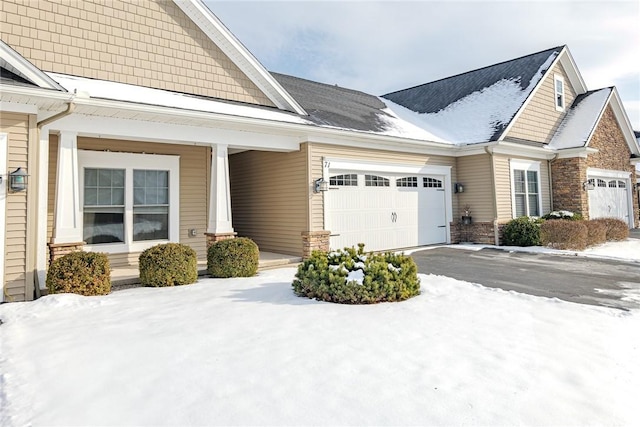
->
<box><xmin>314</xmin><ymin>177</ymin><xmax>329</xmax><ymax>193</ymax></box>
<box><xmin>454</xmin><ymin>183</ymin><xmax>464</xmax><ymax>193</ymax></box>
<box><xmin>582</xmin><ymin>180</ymin><xmax>595</xmax><ymax>191</ymax></box>
<box><xmin>9</xmin><ymin>167</ymin><xmax>28</xmax><ymax>193</ymax></box>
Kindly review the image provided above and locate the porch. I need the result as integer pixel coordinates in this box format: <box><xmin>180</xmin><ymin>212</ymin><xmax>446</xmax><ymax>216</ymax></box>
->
<box><xmin>110</xmin><ymin>251</ymin><xmax>302</xmax><ymax>290</ymax></box>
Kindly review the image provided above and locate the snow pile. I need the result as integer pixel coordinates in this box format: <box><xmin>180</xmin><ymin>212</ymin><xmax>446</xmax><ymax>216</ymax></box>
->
<box><xmin>1</xmin><ymin>268</ymin><xmax>638</xmax><ymax>426</ymax></box>
<box><xmin>382</xmin><ymin>53</ymin><xmax>557</xmax><ymax>144</ymax></box>
<box><xmin>46</xmin><ymin>72</ymin><xmax>309</xmax><ymax>125</ymax></box>
<box><xmin>548</xmin><ymin>88</ymin><xmax>611</xmax><ymax>149</ymax></box>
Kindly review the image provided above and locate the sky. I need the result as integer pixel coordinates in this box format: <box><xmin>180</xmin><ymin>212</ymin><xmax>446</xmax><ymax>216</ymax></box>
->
<box><xmin>206</xmin><ymin>0</ymin><xmax>640</xmax><ymax>130</ymax></box>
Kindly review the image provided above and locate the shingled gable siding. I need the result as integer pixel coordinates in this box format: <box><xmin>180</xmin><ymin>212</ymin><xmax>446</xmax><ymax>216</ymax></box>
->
<box><xmin>228</xmin><ymin>146</ymin><xmax>309</xmax><ymax>256</ymax></box>
<box><xmin>0</xmin><ymin>0</ymin><xmax>274</xmax><ymax>107</ymax></box>
<box><xmin>506</xmin><ymin>62</ymin><xmax>577</xmax><ymax>143</ymax></box>
<box><xmin>308</xmin><ymin>142</ymin><xmax>458</xmax><ymax>234</ymax></box>
<box><xmin>1</xmin><ymin>113</ymin><xmax>32</xmax><ymax>302</ymax></box>
<box><xmin>47</xmin><ymin>136</ymin><xmax>208</xmax><ymax>268</ymax></box>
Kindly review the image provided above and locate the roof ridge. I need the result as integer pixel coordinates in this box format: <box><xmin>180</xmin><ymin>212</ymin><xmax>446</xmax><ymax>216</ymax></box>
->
<box><xmin>383</xmin><ymin>45</ymin><xmax>565</xmax><ymax>97</ymax></box>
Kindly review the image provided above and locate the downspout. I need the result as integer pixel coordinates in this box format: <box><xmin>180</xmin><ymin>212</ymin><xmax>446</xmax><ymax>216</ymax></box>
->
<box><xmin>548</xmin><ymin>153</ymin><xmax>559</xmax><ymax>211</ymax></box>
<box><xmin>484</xmin><ymin>146</ymin><xmax>500</xmax><ymax>245</ymax></box>
<box><xmin>31</xmin><ymin>101</ymin><xmax>76</xmax><ymax>298</ymax></box>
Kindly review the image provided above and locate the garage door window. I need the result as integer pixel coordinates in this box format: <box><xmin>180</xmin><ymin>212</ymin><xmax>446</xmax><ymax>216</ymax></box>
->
<box><xmin>330</xmin><ymin>174</ymin><xmax>357</xmax><ymax>186</ymax></box>
<box><xmin>423</xmin><ymin>177</ymin><xmax>443</xmax><ymax>188</ymax></box>
<box><xmin>396</xmin><ymin>177</ymin><xmax>418</xmax><ymax>187</ymax></box>
<box><xmin>365</xmin><ymin>175</ymin><xmax>389</xmax><ymax>187</ymax></box>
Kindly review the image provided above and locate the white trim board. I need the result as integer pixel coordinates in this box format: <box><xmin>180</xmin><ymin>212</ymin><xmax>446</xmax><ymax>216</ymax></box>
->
<box><xmin>0</xmin><ymin>133</ymin><xmax>7</xmax><ymax>302</ymax></box>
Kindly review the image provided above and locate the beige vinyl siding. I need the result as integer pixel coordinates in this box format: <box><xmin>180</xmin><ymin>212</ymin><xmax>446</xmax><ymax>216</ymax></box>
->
<box><xmin>1</xmin><ymin>0</ymin><xmax>274</xmax><ymax>107</ymax></box>
<box><xmin>456</xmin><ymin>154</ymin><xmax>494</xmax><ymax>222</ymax></box>
<box><xmin>1</xmin><ymin>112</ymin><xmax>30</xmax><ymax>301</ymax></box>
<box><xmin>308</xmin><ymin>143</ymin><xmax>458</xmax><ymax>230</ymax></box>
<box><xmin>229</xmin><ymin>147</ymin><xmax>308</xmax><ymax>256</ymax></box>
<box><xmin>506</xmin><ymin>62</ymin><xmax>576</xmax><ymax>143</ymax></box>
<box><xmin>494</xmin><ymin>155</ymin><xmax>551</xmax><ymax>221</ymax></box>
<box><xmin>47</xmin><ymin>136</ymin><xmax>208</xmax><ymax>268</ymax></box>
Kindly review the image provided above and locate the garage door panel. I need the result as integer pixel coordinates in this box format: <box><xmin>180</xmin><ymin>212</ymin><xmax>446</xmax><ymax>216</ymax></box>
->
<box><xmin>327</xmin><ymin>171</ymin><xmax>447</xmax><ymax>251</ymax></box>
<box><xmin>588</xmin><ymin>176</ymin><xmax>629</xmax><ymax>223</ymax></box>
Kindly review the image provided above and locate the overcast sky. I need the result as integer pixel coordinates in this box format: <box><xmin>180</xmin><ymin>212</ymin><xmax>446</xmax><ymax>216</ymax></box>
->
<box><xmin>206</xmin><ymin>1</ymin><xmax>640</xmax><ymax>130</ymax></box>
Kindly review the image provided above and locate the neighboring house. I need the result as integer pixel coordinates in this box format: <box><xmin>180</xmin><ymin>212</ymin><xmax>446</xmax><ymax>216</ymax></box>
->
<box><xmin>0</xmin><ymin>0</ymin><xmax>638</xmax><ymax>302</ymax></box>
<box><xmin>383</xmin><ymin>46</ymin><xmax>639</xmax><ymax>242</ymax></box>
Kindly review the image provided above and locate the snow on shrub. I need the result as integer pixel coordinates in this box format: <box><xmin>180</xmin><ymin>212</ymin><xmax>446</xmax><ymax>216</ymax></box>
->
<box><xmin>542</xmin><ymin>210</ymin><xmax>583</xmax><ymax>221</ymax></box>
<box><xmin>292</xmin><ymin>244</ymin><xmax>420</xmax><ymax>304</ymax></box>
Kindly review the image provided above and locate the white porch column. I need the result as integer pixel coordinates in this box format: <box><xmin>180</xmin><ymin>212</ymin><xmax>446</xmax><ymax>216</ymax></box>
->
<box><xmin>206</xmin><ymin>144</ymin><xmax>235</xmax><ymax>239</ymax></box>
<box><xmin>51</xmin><ymin>131</ymin><xmax>83</xmax><ymax>244</ymax></box>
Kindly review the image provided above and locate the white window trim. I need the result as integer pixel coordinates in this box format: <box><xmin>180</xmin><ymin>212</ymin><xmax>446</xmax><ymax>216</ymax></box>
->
<box><xmin>554</xmin><ymin>74</ymin><xmax>565</xmax><ymax>112</ymax></box>
<box><xmin>77</xmin><ymin>150</ymin><xmax>180</xmax><ymax>254</ymax></box>
<box><xmin>510</xmin><ymin>159</ymin><xmax>542</xmax><ymax>218</ymax></box>
<box><xmin>0</xmin><ymin>133</ymin><xmax>7</xmax><ymax>302</ymax></box>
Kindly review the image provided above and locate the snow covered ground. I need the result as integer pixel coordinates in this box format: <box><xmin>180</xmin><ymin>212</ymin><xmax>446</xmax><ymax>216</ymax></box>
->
<box><xmin>1</xmin><ymin>256</ymin><xmax>639</xmax><ymax>425</ymax></box>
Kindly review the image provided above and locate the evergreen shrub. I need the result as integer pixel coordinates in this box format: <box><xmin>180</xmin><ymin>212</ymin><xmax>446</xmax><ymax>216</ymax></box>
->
<box><xmin>542</xmin><ymin>210</ymin><xmax>583</xmax><ymax>221</ymax></box>
<box><xmin>540</xmin><ymin>220</ymin><xmax>588</xmax><ymax>250</ymax></box>
<box><xmin>46</xmin><ymin>251</ymin><xmax>111</xmax><ymax>296</ymax></box>
<box><xmin>502</xmin><ymin>216</ymin><xmax>544</xmax><ymax>246</ymax></box>
<box><xmin>292</xmin><ymin>244</ymin><xmax>420</xmax><ymax>304</ymax></box>
<box><xmin>207</xmin><ymin>237</ymin><xmax>259</xmax><ymax>278</ymax></box>
<box><xmin>139</xmin><ymin>243</ymin><xmax>198</xmax><ymax>287</ymax></box>
<box><xmin>591</xmin><ymin>218</ymin><xmax>629</xmax><ymax>241</ymax></box>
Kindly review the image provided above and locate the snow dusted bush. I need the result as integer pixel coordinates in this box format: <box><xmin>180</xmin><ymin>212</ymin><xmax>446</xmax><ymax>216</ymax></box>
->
<box><xmin>590</xmin><ymin>218</ymin><xmax>629</xmax><ymax>241</ymax></box>
<box><xmin>46</xmin><ymin>251</ymin><xmax>111</xmax><ymax>296</ymax></box>
<box><xmin>542</xmin><ymin>210</ymin><xmax>583</xmax><ymax>221</ymax></box>
<box><xmin>139</xmin><ymin>243</ymin><xmax>198</xmax><ymax>287</ymax></box>
<box><xmin>502</xmin><ymin>216</ymin><xmax>544</xmax><ymax>247</ymax></box>
<box><xmin>292</xmin><ymin>244</ymin><xmax>420</xmax><ymax>304</ymax></box>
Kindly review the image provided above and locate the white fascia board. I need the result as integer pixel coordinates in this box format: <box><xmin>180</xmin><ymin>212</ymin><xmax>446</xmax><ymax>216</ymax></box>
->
<box><xmin>324</xmin><ymin>157</ymin><xmax>452</xmax><ymax>176</ymax></box>
<box><xmin>173</xmin><ymin>0</ymin><xmax>307</xmax><ymax>116</ymax></box>
<box><xmin>559</xmin><ymin>47</ymin><xmax>588</xmax><ymax>94</ymax></box>
<box><xmin>50</xmin><ymin>113</ymin><xmax>302</xmax><ymax>152</ymax></box>
<box><xmin>586</xmin><ymin>167</ymin><xmax>631</xmax><ymax>179</ymax></box>
<box><xmin>555</xmin><ymin>147</ymin><xmax>598</xmax><ymax>159</ymax></box>
<box><xmin>490</xmin><ymin>141</ymin><xmax>557</xmax><ymax>160</ymax></box>
<box><xmin>0</xmin><ymin>40</ymin><xmax>65</xmax><ymax>91</ymax></box>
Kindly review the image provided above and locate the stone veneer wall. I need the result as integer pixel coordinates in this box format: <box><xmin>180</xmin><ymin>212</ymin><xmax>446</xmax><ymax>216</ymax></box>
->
<box><xmin>550</xmin><ymin>157</ymin><xmax>588</xmax><ymax>216</ymax></box>
<box><xmin>301</xmin><ymin>231</ymin><xmax>330</xmax><ymax>259</ymax></box>
<box><xmin>551</xmin><ymin>105</ymin><xmax>638</xmax><ymax>226</ymax></box>
<box><xmin>450</xmin><ymin>221</ymin><xmax>502</xmax><ymax>245</ymax></box>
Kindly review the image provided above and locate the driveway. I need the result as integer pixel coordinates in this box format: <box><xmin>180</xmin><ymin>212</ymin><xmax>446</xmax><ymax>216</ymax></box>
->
<box><xmin>412</xmin><ymin>247</ymin><xmax>640</xmax><ymax>310</ymax></box>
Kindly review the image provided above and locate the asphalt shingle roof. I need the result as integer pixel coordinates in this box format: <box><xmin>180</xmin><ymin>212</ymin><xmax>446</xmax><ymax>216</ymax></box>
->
<box><xmin>381</xmin><ymin>46</ymin><xmax>564</xmax><ymax>142</ymax></box>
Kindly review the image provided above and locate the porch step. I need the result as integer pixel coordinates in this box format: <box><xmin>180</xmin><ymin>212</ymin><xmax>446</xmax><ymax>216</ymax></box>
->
<box><xmin>110</xmin><ymin>252</ymin><xmax>301</xmax><ymax>290</ymax></box>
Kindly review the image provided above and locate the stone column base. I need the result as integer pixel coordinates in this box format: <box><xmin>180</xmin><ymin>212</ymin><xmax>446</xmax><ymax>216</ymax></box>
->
<box><xmin>450</xmin><ymin>221</ymin><xmax>503</xmax><ymax>245</ymax></box>
<box><xmin>205</xmin><ymin>232</ymin><xmax>237</xmax><ymax>247</ymax></box>
<box><xmin>48</xmin><ymin>241</ymin><xmax>85</xmax><ymax>265</ymax></box>
<box><xmin>302</xmin><ymin>230</ymin><xmax>330</xmax><ymax>258</ymax></box>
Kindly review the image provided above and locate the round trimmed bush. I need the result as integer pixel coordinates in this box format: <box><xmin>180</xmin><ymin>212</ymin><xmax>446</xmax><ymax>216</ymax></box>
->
<box><xmin>46</xmin><ymin>251</ymin><xmax>111</xmax><ymax>296</ymax></box>
<box><xmin>139</xmin><ymin>243</ymin><xmax>198</xmax><ymax>287</ymax></box>
<box><xmin>292</xmin><ymin>245</ymin><xmax>420</xmax><ymax>304</ymax></box>
<box><xmin>207</xmin><ymin>237</ymin><xmax>259</xmax><ymax>278</ymax></box>
<box><xmin>502</xmin><ymin>216</ymin><xmax>544</xmax><ymax>246</ymax></box>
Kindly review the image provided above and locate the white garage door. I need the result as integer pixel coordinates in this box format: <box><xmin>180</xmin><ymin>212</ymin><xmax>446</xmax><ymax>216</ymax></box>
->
<box><xmin>588</xmin><ymin>177</ymin><xmax>630</xmax><ymax>223</ymax></box>
<box><xmin>326</xmin><ymin>172</ymin><xmax>447</xmax><ymax>252</ymax></box>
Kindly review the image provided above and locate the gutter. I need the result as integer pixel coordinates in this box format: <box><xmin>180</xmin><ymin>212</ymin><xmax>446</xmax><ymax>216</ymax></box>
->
<box><xmin>31</xmin><ymin>100</ymin><xmax>76</xmax><ymax>298</ymax></box>
<box><xmin>484</xmin><ymin>146</ymin><xmax>501</xmax><ymax>246</ymax></box>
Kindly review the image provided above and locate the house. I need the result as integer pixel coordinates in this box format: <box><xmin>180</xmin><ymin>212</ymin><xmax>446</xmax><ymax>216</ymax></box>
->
<box><xmin>1</xmin><ymin>0</ymin><xmax>638</xmax><ymax>303</ymax></box>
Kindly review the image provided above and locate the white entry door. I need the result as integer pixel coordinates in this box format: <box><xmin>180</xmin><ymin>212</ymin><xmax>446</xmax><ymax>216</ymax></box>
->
<box><xmin>588</xmin><ymin>177</ymin><xmax>630</xmax><ymax>224</ymax></box>
<box><xmin>1</xmin><ymin>133</ymin><xmax>7</xmax><ymax>302</ymax></box>
<box><xmin>326</xmin><ymin>171</ymin><xmax>447</xmax><ymax>252</ymax></box>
